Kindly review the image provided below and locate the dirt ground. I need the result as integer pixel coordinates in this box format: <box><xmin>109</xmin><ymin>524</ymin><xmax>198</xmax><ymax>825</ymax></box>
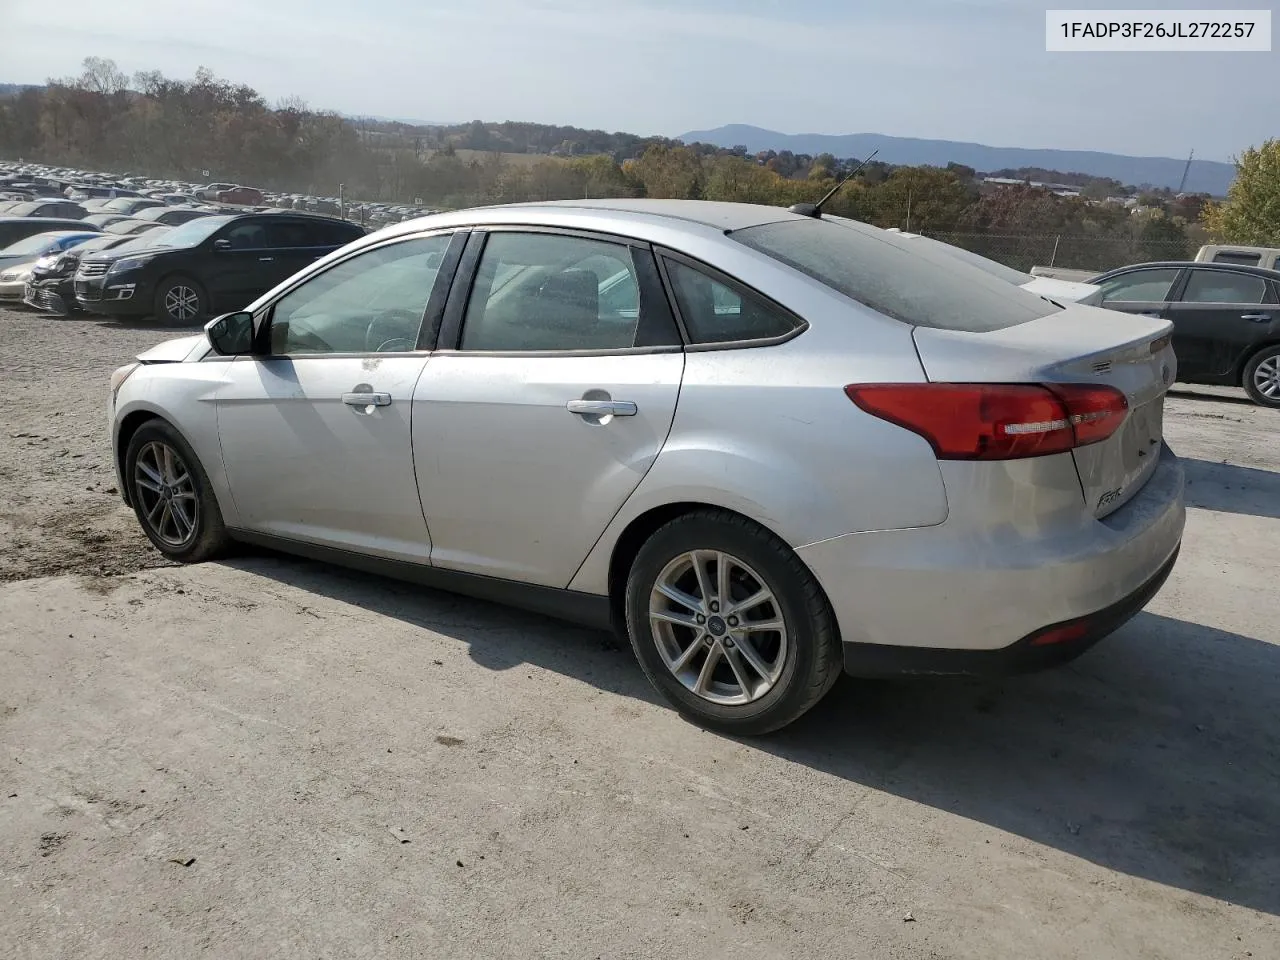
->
<box><xmin>1</xmin><ymin>305</ymin><xmax>1278</xmax><ymax>959</ymax></box>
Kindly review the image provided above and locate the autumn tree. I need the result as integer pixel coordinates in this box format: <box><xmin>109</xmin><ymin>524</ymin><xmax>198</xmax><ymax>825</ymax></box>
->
<box><xmin>1202</xmin><ymin>140</ymin><xmax>1280</xmax><ymax>245</ymax></box>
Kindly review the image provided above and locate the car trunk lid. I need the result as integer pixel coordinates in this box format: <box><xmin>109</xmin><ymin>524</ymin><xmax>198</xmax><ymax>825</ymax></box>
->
<box><xmin>911</xmin><ymin>303</ymin><xmax>1175</xmax><ymax>518</ymax></box>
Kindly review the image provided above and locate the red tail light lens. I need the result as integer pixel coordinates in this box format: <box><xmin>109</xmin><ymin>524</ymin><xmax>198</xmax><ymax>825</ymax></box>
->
<box><xmin>845</xmin><ymin>383</ymin><xmax>1129</xmax><ymax>461</ymax></box>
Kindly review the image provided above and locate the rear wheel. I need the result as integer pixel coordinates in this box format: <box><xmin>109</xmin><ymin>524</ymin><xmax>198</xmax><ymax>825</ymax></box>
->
<box><xmin>125</xmin><ymin>419</ymin><xmax>230</xmax><ymax>563</ymax></box>
<box><xmin>153</xmin><ymin>275</ymin><xmax>205</xmax><ymax>326</ymax></box>
<box><xmin>624</xmin><ymin>510</ymin><xmax>842</xmax><ymax>736</ymax></box>
<box><xmin>1243</xmin><ymin>345</ymin><xmax>1280</xmax><ymax>408</ymax></box>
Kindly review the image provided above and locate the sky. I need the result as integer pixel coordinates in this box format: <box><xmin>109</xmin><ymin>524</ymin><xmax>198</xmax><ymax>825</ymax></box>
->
<box><xmin>2</xmin><ymin>0</ymin><xmax>1275</xmax><ymax>162</ymax></box>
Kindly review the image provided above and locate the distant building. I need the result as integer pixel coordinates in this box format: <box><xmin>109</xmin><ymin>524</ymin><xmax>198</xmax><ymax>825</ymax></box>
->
<box><xmin>981</xmin><ymin>176</ymin><xmax>1080</xmax><ymax>198</ymax></box>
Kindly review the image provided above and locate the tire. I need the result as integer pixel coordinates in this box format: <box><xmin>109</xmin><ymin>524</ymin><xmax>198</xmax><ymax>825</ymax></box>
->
<box><xmin>1243</xmin><ymin>345</ymin><xmax>1280</xmax><ymax>408</ymax></box>
<box><xmin>124</xmin><ymin>419</ymin><xmax>231</xmax><ymax>563</ymax></box>
<box><xmin>624</xmin><ymin>509</ymin><xmax>842</xmax><ymax>736</ymax></box>
<box><xmin>153</xmin><ymin>274</ymin><xmax>206</xmax><ymax>327</ymax></box>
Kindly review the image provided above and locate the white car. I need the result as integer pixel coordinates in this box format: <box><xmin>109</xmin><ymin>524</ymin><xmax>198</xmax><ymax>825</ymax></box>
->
<box><xmin>109</xmin><ymin>200</ymin><xmax>1184</xmax><ymax>735</ymax></box>
<box><xmin>879</xmin><ymin>227</ymin><xmax>1104</xmax><ymax>305</ymax></box>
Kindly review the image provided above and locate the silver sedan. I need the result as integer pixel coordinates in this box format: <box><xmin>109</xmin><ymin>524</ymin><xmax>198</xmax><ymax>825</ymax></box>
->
<box><xmin>108</xmin><ymin>200</ymin><xmax>1186</xmax><ymax>734</ymax></box>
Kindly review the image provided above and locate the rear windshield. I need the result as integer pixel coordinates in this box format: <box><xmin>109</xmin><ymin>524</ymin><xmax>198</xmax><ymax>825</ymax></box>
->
<box><xmin>730</xmin><ymin>218</ymin><xmax>1061</xmax><ymax>332</ymax></box>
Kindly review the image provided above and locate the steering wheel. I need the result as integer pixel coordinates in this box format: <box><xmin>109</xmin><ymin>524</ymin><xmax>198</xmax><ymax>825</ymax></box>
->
<box><xmin>365</xmin><ymin>309</ymin><xmax>421</xmax><ymax>353</ymax></box>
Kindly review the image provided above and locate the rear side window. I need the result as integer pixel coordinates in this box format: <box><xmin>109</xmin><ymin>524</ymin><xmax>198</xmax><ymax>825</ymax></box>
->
<box><xmin>662</xmin><ymin>257</ymin><xmax>800</xmax><ymax>344</ymax></box>
<box><xmin>731</xmin><ymin>218</ymin><xmax>1060</xmax><ymax>332</ymax></box>
<box><xmin>1181</xmin><ymin>270</ymin><xmax>1267</xmax><ymax>304</ymax></box>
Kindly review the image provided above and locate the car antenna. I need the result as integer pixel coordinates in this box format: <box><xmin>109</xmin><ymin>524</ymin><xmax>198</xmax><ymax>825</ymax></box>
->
<box><xmin>788</xmin><ymin>149</ymin><xmax>879</xmax><ymax>219</ymax></box>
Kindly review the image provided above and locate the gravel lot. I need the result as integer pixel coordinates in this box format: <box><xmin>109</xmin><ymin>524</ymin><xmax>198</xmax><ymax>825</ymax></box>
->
<box><xmin>1</xmin><ymin>304</ymin><xmax>1278</xmax><ymax>959</ymax></box>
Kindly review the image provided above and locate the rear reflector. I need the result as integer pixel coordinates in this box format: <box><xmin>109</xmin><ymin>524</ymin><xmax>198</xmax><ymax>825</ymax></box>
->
<box><xmin>845</xmin><ymin>383</ymin><xmax>1129</xmax><ymax>460</ymax></box>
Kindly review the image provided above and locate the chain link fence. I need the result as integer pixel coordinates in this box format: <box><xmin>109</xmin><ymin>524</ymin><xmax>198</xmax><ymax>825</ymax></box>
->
<box><xmin>921</xmin><ymin>232</ymin><xmax>1197</xmax><ymax>275</ymax></box>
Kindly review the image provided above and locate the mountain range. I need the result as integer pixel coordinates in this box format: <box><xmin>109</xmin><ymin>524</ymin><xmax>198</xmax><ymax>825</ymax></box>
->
<box><xmin>677</xmin><ymin>124</ymin><xmax>1235</xmax><ymax>196</ymax></box>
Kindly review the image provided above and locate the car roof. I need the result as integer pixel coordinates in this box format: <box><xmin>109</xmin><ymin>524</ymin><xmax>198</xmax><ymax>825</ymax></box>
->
<box><xmin>0</xmin><ymin>216</ymin><xmax>94</xmax><ymax>227</ymax></box>
<box><xmin>377</xmin><ymin>199</ymin><xmax>801</xmax><ymax>245</ymax></box>
<box><xmin>1099</xmin><ymin>260</ymin><xmax>1280</xmax><ymax>281</ymax></box>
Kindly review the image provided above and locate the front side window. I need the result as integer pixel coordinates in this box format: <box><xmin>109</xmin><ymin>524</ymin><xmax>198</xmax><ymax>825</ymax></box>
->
<box><xmin>1180</xmin><ymin>270</ymin><xmax>1268</xmax><ymax>305</ymax></box>
<box><xmin>663</xmin><ymin>258</ymin><xmax>800</xmax><ymax>344</ymax></box>
<box><xmin>267</xmin><ymin>221</ymin><xmax>313</xmax><ymax>249</ymax></box>
<box><xmin>460</xmin><ymin>232</ymin><xmax>643</xmax><ymax>351</ymax></box>
<box><xmin>220</xmin><ymin>221</ymin><xmax>268</xmax><ymax>249</ymax></box>
<box><xmin>269</xmin><ymin>234</ymin><xmax>452</xmax><ymax>355</ymax></box>
<box><xmin>1096</xmin><ymin>268</ymin><xmax>1181</xmax><ymax>303</ymax></box>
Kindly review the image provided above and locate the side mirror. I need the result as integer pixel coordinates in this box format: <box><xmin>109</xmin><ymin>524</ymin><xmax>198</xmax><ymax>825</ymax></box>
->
<box><xmin>212</xmin><ymin>238</ymin><xmax>231</xmax><ymax>251</ymax></box>
<box><xmin>206</xmin><ymin>311</ymin><xmax>254</xmax><ymax>356</ymax></box>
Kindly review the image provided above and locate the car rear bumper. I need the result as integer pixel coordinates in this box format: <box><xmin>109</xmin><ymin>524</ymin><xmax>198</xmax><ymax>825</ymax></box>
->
<box><xmin>796</xmin><ymin>443</ymin><xmax>1186</xmax><ymax>675</ymax></box>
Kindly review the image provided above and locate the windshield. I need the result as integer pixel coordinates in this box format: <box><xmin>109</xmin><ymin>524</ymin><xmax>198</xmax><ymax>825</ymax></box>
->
<box><xmin>1</xmin><ymin>232</ymin><xmax>63</xmax><ymax>255</ymax></box>
<box><xmin>74</xmin><ymin>235</ymin><xmax>127</xmax><ymax>254</ymax></box>
<box><xmin>113</xmin><ymin>231</ymin><xmax>173</xmax><ymax>254</ymax></box>
<box><xmin>731</xmin><ymin>217</ymin><xmax>1061</xmax><ymax>332</ymax></box>
<box><xmin>152</xmin><ymin>215</ymin><xmax>232</xmax><ymax>248</ymax></box>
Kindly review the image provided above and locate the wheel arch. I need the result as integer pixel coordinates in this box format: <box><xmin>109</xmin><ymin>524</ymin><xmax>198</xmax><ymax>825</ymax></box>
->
<box><xmin>602</xmin><ymin>501</ymin><xmax>839</xmax><ymax>645</ymax></box>
<box><xmin>114</xmin><ymin>406</ymin><xmax>209</xmax><ymax>510</ymax></box>
<box><xmin>1238</xmin><ymin>338</ymin><xmax>1280</xmax><ymax>379</ymax></box>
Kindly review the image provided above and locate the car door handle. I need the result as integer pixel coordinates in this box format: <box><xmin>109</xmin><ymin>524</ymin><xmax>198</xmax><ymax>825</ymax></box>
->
<box><xmin>342</xmin><ymin>391</ymin><xmax>391</xmax><ymax>407</ymax></box>
<box><xmin>566</xmin><ymin>399</ymin><xmax>637</xmax><ymax>417</ymax></box>
<box><xmin>1241</xmin><ymin>313</ymin><xmax>1272</xmax><ymax>322</ymax></box>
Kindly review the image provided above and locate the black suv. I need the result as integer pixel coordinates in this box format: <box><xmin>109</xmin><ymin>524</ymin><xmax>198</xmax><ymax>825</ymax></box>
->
<box><xmin>74</xmin><ymin>211</ymin><xmax>365</xmax><ymax>324</ymax></box>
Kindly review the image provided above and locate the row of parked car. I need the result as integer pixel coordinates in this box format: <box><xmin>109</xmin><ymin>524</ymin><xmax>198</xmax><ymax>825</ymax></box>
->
<box><xmin>1</xmin><ymin>161</ymin><xmax>438</xmax><ymax>230</ymax></box>
<box><xmin>1</xmin><ymin>160</ymin><xmax>369</xmax><ymax>323</ymax></box>
<box><xmin>3</xmin><ymin>159</ymin><xmax>1280</xmax><ymax>407</ymax></box>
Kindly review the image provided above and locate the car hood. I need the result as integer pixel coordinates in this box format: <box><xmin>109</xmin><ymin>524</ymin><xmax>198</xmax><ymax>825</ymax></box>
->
<box><xmin>0</xmin><ymin>257</ymin><xmax>36</xmax><ymax>278</ymax></box>
<box><xmin>136</xmin><ymin>334</ymin><xmax>208</xmax><ymax>363</ymax></box>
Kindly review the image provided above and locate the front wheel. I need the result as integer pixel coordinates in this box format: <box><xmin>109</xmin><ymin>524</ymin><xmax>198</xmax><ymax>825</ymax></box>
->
<box><xmin>1243</xmin><ymin>345</ymin><xmax>1280</xmax><ymax>408</ymax></box>
<box><xmin>153</xmin><ymin>275</ymin><xmax>206</xmax><ymax>326</ymax></box>
<box><xmin>124</xmin><ymin>419</ymin><xmax>231</xmax><ymax>563</ymax></box>
<box><xmin>624</xmin><ymin>509</ymin><xmax>842</xmax><ymax>736</ymax></box>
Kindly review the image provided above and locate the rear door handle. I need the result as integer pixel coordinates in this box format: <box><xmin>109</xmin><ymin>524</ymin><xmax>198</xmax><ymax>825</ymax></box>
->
<box><xmin>566</xmin><ymin>399</ymin><xmax>637</xmax><ymax>417</ymax></box>
<box><xmin>1241</xmin><ymin>313</ymin><xmax>1272</xmax><ymax>322</ymax></box>
<box><xmin>343</xmin><ymin>391</ymin><xmax>391</xmax><ymax>407</ymax></box>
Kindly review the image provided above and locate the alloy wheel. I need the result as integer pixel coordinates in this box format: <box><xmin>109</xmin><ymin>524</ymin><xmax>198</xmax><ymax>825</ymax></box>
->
<box><xmin>163</xmin><ymin>285</ymin><xmax>200</xmax><ymax>322</ymax></box>
<box><xmin>1253</xmin><ymin>355</ymin><xmax>1280</xmax><ymax>400</ymax></box>
<box><xmin>133</xmin><ymin>440</ymin><xmax>199</xmax><ymax>547</ymax></box>
<box><xmin>648</xmin><ymin>550</ymin><xmax>788</xmax><ymax>706</ymax></box>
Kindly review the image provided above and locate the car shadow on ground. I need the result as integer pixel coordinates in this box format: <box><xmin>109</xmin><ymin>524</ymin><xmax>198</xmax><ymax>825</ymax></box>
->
<box><xmin>1167</xmin><ymin>387</ymin><xmax>1256</xmax><ymax>407</ymax></box>
<box><xmin>231</xmin><ymin>552</ymin><xmax>1279</xmax><ymax>918</ymax></box>
<box><xmin>1181</xmin><ymin>457</ymin><xmax>1280</xmax><ymax>519</ymax></box>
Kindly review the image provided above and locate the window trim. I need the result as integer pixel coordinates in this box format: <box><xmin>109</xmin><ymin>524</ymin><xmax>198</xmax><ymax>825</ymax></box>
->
<box><xmin>653</xmin><ymin>246</ymin><xmax>808</xmax><ymax>351</ymax></box>
<box><xmin>244</xmin><ymin>227</ymin><xmax>466</xmax><ymax>359</ymax></box>
<box><xmin>434</xmin><ymin>226</ymin><xmax>684</xmax><ymax>358</ymax></box>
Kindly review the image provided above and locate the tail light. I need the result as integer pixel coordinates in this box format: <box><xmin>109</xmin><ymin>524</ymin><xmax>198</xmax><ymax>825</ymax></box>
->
<box><xmin>845</xmin><ymin>383</ymin><xmax>1129</xmax><ymax>461</ymax></box>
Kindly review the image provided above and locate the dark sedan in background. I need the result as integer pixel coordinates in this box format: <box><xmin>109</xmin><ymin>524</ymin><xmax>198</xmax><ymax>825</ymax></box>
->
<box><xmin>1092</xmin><ymin>260</ymin><xmax>1280</xmax><ymax>407</ymax></box>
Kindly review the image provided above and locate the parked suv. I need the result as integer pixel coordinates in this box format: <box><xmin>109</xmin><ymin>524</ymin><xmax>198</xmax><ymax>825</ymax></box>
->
<box><xmin>74</xmin><ymin>212</ymin><xmax>365</xmax><ymax>324</ymax></box>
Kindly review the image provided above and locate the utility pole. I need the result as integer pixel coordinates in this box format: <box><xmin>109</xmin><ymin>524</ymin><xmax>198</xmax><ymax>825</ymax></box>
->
<box><xmin>339</xmin><ymin>182</ymin><xmax>345</xmax><ymax>219</ymax></box>
<box><xmin>905</xmin><ymin>188</ymin><xmax>913</xmax><ymax>233</ymax></box>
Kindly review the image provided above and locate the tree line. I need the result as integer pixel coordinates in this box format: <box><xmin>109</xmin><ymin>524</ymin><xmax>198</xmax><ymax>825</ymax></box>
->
<box><xmin>2</xmin><ymin>58</ymin><xmax>1275</xmax><ymax>265</ymax></box>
